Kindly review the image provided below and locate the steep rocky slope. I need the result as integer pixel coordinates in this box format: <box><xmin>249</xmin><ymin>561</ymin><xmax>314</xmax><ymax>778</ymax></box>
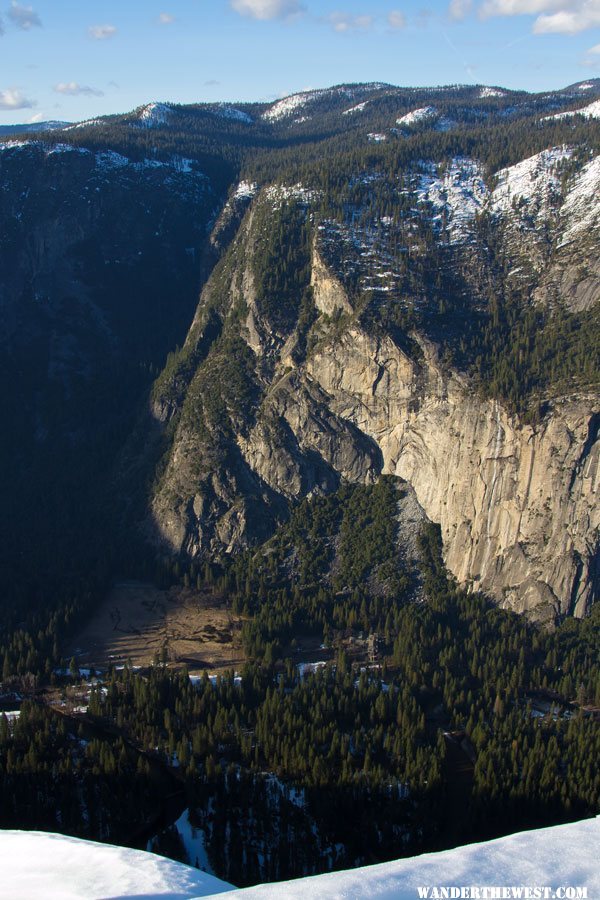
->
<box><xmin>307</xmin><ymin>331</ymin><xmax>598</xmax><ymax>621</ymax></box>
<box><xmin>1</xmin><ymin>81</ymin><xmax>599</xmax><ymax>628</ymax></box>
<box><xmin>151</xmin><ymin>151</ymin><xmax>600</xmax><ymax>623</ymax></box>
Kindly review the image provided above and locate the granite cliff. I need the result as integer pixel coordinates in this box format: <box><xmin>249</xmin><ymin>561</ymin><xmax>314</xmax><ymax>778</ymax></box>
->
<box><xmin>151</xmin><ymin>168</ymin><xmax>599</xmax><ymax>623</ymax></box>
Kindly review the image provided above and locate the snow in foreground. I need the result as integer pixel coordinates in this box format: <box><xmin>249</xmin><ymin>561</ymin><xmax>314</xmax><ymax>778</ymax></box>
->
<box><xmin>0</xmin><ymin>816</ymin><xmax>598</xmax><ymax>900</ymax></box>
<box><xmin>0</xmin><ymin>831</ymin><xmax>232</xmax><ymax>900</ymax></box>
<box><xmin>214</xmin><ymin>816</ymin><xmax>600</xmax><ymax>900</ymax></box>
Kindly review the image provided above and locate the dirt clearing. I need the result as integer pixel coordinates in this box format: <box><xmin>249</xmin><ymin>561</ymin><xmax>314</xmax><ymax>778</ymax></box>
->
<box><xmin>67</xmin><ymin>581</ymin><xmax>245</xmax><ymax>674</ymax></box>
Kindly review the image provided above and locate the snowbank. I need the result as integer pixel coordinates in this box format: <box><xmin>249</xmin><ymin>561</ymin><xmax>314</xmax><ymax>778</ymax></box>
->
<box><xmin>0</xmin><ymin>831</ymin><xmax>232</xmax><ymax>900</ymax></box>
<box><xmin>1</xmin><ymin>817</ymin><xmax>598</xmax><ymax>900</ymax></box>
<box><xmin>209</xmin><ymin>816</ymin><xmax>600</xmax><ymax>899</ymax></box>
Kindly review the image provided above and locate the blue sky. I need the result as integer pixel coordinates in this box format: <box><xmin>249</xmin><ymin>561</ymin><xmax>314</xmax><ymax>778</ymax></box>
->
<box><xmin>0</xmin><ymin>0</ymin><xmax>599</xmax><ymax>123</ymax></box>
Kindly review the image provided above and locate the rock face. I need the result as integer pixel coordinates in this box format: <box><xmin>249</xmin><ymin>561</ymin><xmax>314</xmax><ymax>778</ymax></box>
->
<box><xmin>307</xmin><ymin>331</ymin><xmax>599</xmax><ymax>623</ymax></box>
<box><xmin>151</xmin><ymin>184</ymin><xmax>599</xmax><ymax>623</ymax></box>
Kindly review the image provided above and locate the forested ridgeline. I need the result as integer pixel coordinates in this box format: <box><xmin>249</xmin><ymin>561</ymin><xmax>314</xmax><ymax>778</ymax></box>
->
<box><xmin>17</xmin><ymin>81</ymin><xmax>600</xmax><ymax>180</ymax></box>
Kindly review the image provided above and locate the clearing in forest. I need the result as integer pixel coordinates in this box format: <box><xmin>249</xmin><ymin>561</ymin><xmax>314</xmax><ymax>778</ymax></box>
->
<box><xmin>67</xmin><ymin>581</ymin><xmax>245</xmax><ymax>674</ymax></box>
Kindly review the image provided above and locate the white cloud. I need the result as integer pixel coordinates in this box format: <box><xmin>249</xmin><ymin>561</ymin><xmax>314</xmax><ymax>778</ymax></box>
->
<box><xmin>7</xmin><ymin>1</ymin><xmax>41</xmax><ymax>30</ymax></box>
<box><xmin>158</xmin><ymin>12</ymin><xmax>175</xmax><ymax>24</ymax></box>
<box><xmin>54</xmin><ymin>82</ymin><xmax>104</xmax><ymax>97</ymax></box>
<box><xmin>534</xmin><ymin>6</ymin><xmax>600</xmax><ymax>32</ymax></box>
<box><xmin>481</xmin><ymin>0</ymin><xmax>564</xmax><ymax>13</ymax></box>
<box><xmin>480</xmin><ymin>0</ymin><xmax>600</xmax><ymax>34</ymax></box>
<box><xmin>325</xmin><ymin>11</ymin><xmax>374</xmax><ymax>31</ymax></box>
<box><xmin>88</xmin><ymin>24</ymin><xmax>117</xmax><ymax>40</ymax></box>
<box><xmin>449</xmin><ymin>0</ymin><xmax>473</xmax><ymax>19</ymax></box>
<box><xmin>230</xmin><ymin>0</ymin><xmax>304</xmax><ymax>20</ymax></box>
<box><xmin>27</xmin><ymin>111</ymin><xmax>44</xmax><ymax>123</ymax></box>
<box><xmin>388</xmin><ymin>10</ymin><xmax>407</xmax><ymax>28</ymax></box>
<box><xmin>0</xmin><ymin>15</ymin><xmax>4</xmax><ymax>35</ymax></box>
<box><xmin>587</xmin><ymin>41</ymin><xmax>600</xmax><ymax>51</ymax></box>
<box><xmin>0</xmin><ymin>86</ymin><xmax>35</xmax><ymax>109</ymax></box>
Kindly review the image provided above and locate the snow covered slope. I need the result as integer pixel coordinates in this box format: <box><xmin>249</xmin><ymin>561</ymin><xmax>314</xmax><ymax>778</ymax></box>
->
<box><xmin>416</xmin><ymin>157</ymin><xmax>488</xmax><ymax>243</ymax></box>
<box><xmin>545</xmin><ymin>99</ymin><xmax>600</xmax><ymax>121</ymax></box>
<box><xmin>490</xmin><ymin>146</ymin><xmax>572</xmax><ymax>219</ymax></box>
<box><xmin>211</xmin><ymin>816</ymin><xmax>600</xmax><ymax>899</ymax></box>
<box><xmin>2</xmin><ymin>818</ymin><xmax>598</xmax><ymax>900</ymax></box>
<box><xmin>479</xmin><ymin>87</ymin><xmax>506</xmax><ymax>98</ymax></box>
<box><xmin>261</xmin><ymin>84</ymin><xmax>388</xmax><ymax>122</ymax></box>
<box><xmin>559</xmin><ymin>154</ymin><xmax>600</xmax><ymax>246</ymax></box>
<box><xmin>262</xmin><ymin>92</ymin><xmax>317</xmax><ymax>122</ymax></box>
<box><xmin>210</xmin><ymin>104</ymin><xmax>253</xmax><ymax>123</ymax></box>
<box><xmin>0</xmin><ymin>831</ymin><xmax>232</xmax><ymax>900</ymax></box>
<box><xmin>136</xmin><ymin>102</ymin><xmax>173</xmax><ymax>127</ymax></box>
<box><xmin>396</xmin><ymin>106</ymin><xmax>438</xmax><ymax>127</ymax></box>
<box><xmin>407</xmin><ymin>146</ymin><xmax>599</xmax><ymax>254</ymax></box>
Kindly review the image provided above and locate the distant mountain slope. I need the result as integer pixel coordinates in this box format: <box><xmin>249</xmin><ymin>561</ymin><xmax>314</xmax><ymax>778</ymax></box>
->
<box><xmin>0</xmin><ymin>121</ymin><xmax>70</xmax><ymax>135</ymax></box>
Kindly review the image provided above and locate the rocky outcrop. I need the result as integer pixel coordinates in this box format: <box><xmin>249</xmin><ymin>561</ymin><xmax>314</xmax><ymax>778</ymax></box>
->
<box><xmin>311</xmin><ymin>242</ymin><xmax>353</xmax><ymax>316</ymax></box>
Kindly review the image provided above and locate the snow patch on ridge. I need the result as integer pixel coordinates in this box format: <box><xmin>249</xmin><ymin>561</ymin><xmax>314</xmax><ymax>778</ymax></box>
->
<box><xmin>64</xmin><ymin>119</ymin><xmax>102</xmax><ymax>131</ymax></box>
<box><xmin>265</xmin><ymin>183</ymin><xmax>319</xmax><ymax>206</ymax></box>
<box><xmin>136</xmin><ymin>102</ymin><xmax>172</xmax><ymax>128</ymax></box>
<box><xmin>211</xmin><ymin>104</ymin><xmax>253</xmax><ymax>124</ymax></box>
<box><xmin>490</xmin><ymin>146</ymin><xmax>572</xmax><ymax>221</ymax></box>
<box><xmin>416</xmin><ymin>157</ymin><xmax>488</xmax><ymax>243</ymax></box>
<box><xmin>479</xmin><ymin>87</ymin><xmax>506</xmax><ymax>98</ymax></box>
<box><xmin>0</xmin><ymin>140</ymin><xmax>32</xmax><ymax>151</ymax></box>
<box><xmin>262</xmin><ymin>85</ymin><xmax>388</xmax><ymax>122</ymax></box>
<box><xmin>46</xmin><ymin>144</ymin><xmax>90</xmax><ymax>156</ymax></box>
<box><xmin>544</xmin><ymin>99</ymin><xmax>600</xmax><ymax>121</ymax></box>
<box><xmin>234</xmin><ymin>180</ymin><xmax>258</xmax><ymax>200</ymax></box>
<box><xmin>0</xmin><ymin>142</ymin><xmax>205</xmax><ymax>180</ymax></box>
<box><xmin>262</xmin><ymin>93</ymin><xmax>317</xmax><ymax>122</ymax></box>
<box><xmin>559</xmin><ymin>154</ymin><xmax>600</xmax><ymax>246</ymax></box>
<box><xmin>396</xmin><ymin>106</ymin><xmax>437</xmax><ymax>128</ymax></box>
<box><xmin>93</xmin><ymin>151</ymin><xmax>198</xmax><ymax>175</ymax></box>
<box><xmin>343</xmin><ymin>101</ymin><xmax>368</xmax><ymax>115</ymax></box>
<box><xmin>95</xmin><ymin>150</ymin><xmax>129</xmax><ymax>170</ymax></box>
